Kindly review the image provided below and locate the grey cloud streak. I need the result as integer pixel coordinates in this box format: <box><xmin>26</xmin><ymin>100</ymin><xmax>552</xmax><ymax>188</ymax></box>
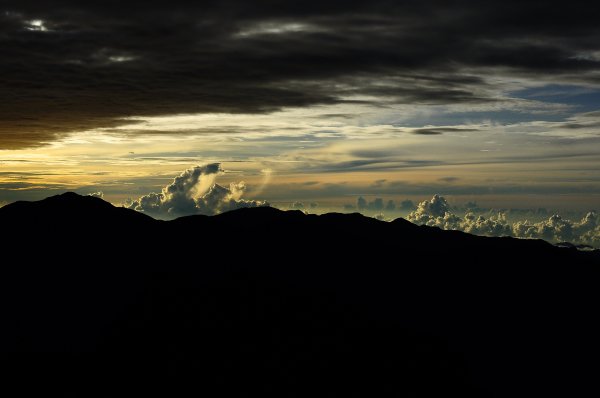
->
<box><xmin>2</xmin><ymin>1</ymin><xmax>600</xmax><ymax>148</ymax></box>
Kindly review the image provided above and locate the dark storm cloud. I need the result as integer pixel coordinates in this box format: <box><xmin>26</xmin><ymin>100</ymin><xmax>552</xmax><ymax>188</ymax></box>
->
<box><xmin>2</xmin><ymin>1</ymin><xmax>600</xmax><ymax>148</ymax></box>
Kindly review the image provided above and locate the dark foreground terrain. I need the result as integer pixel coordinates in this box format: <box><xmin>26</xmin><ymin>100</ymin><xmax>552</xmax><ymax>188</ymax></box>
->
<box><xmin>1</xmin><ymin>193</ymin><xmax>598</xmax><ymax>397</ymax></box>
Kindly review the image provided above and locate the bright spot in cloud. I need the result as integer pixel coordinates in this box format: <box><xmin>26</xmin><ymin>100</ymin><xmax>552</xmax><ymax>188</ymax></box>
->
<box><xmin>25</xmin><ymin>19</ymin><xmax>47</xmax><ymax>31</ymax></box>
<box><xmin>236</xmin><ymin>22</ymin><xmax>322</xmax><ymax>37</ymax></box>
<box><xmin>571</xmin><ymin>51</ymin><xmax>600</xmax><ymax>62</ymax></box>
<box><xmin>108</xmin><ymin>55</ymin><xmax>136</xmax><ymax>63</ymax></box>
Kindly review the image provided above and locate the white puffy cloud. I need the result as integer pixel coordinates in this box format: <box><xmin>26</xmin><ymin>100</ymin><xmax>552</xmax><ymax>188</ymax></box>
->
<box><xmin>462</xmin><ymin>212</ymin><xmax>513</xmax><ymax>237</ymax></box>
<box><xmin>374</xmin><ymin>213</ymin><xmax>392</xmax><ymax>222</ymax></box>
<box><xmin>407</xmin><ymin>194</ymin><xmax>468</xmax><ymax>230</ymax></box>
<box><xmin>513</xmin><ymin>212</ymin><xmax>600</xmax><ymax>247</ymax></box>
<box><xmin>88</xmin><ymin>191</ymin><xmax>104</xmax><ymax>198</ymax></box>
<box><xmin>408</xmin><ymin>195</ymin><xmax>600</xmax><ymax>247</ymax></box>
<box><xmin>127</xmin><ymin>163</ymin><xmax>268</xmax><ymax>218</ymax></box>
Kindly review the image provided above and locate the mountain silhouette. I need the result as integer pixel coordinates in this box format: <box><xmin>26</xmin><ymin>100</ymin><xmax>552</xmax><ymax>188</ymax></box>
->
<box><xmin>1</xmin><ymin>193</ymin><xmax>598</xmax><ymax>397</ymax></box>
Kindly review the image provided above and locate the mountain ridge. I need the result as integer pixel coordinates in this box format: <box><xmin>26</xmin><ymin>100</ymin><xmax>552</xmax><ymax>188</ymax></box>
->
<box><xmin>2</xmin><ymin>192</ymin><xmax>595</xmax><ymax>255</ymax></box>
<box><xmin>1</xmin><ymin>192</ymin><xmax>599</xmax><ymax>397</ymax></box>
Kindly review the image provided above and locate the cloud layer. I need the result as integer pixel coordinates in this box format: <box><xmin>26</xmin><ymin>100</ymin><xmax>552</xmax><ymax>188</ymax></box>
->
<box><xmin>127</xmin><ymin>164</ymin><xmax>268</xmax><ymax>218</ymax></box>
<box><xmin>2</xmin><ymin>1</ymin><xmax>600</xmax><ymax>148</ymax></box>
<box><xmin>407</xmin><ymin>195</ymin><xmax>600</xmax><ymax>247</ymax></box>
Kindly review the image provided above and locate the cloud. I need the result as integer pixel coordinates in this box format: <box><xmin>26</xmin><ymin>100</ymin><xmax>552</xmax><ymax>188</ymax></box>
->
<box><xmin>127</xmin><ymin>163</ymin><xmax>268</xmax><ymax>218</ymax></box>
<box><xmin>412</xmin><ymin>128</ymin><xmax>479</xmax><ymax>136</ymax></box>
<box><xmin>512</xmin><ymin>212</ymin><xmax>600</xmax><ymax>247</ymax></box>
<box><xmin>286</xmin><ymin>201</ymin><xmax>318</xmax><ymax>212</ymax></box>
<box><xmin>438</xmin><ymin>177</ymin><xmax>459</xmax><ymax>183</ymax></box>
<box><xmin>385</xmin><ymin>200</ymin><xmax>396</xmax><ymax>211</ymax></box>
<box><xmin>357</xmin><ymin>197</ymin><xmax>367</xmax><ymax>210</ymax></box>
<box><xmin>87</xmin><ymin>191</ymin><xmax>104</xmax><ymax>198</ymax></box>
<box><xmin>374</xmin><ymin>213</ymin><xmax>389</xmax><ymax>222</ymax></box>
<box><xmin>3</xmin><ymin>1</ymin><xmax>600</xmax><ymax>148</ymax></box>
<box><xmin>407</xmin><ymin>195</ymin><xmax>600</xmax><ymax>247</ymax></box>
<box><xmin>357</xmin><ymin>196</ymin><xmax>384</xmax><ymax>212</ymax></box>
<box><xmin>289</xmin><ymin>201</ymin><xmax>305</xmax><ymax>210</ymax></box>
<box><xmin>400</xmin><ymin>200</ymin><xmax>416</xmax><ymax>211</ymax></box>
<box><xmin>407</xmin><ymin>195</ymin><xmax>451</xmax><ymax>221</ymax></box>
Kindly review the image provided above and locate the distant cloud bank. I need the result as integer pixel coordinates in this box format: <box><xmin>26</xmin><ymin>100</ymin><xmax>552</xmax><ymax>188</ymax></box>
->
<box><xmin>407</xmin><ymin>195</ymin><xmax>600</xmax><ymax>247</ymax></box>
<box><xmin>126</xmin><ymin>167</ymin><xmax>599</xmax><ymax>247</ymax></box>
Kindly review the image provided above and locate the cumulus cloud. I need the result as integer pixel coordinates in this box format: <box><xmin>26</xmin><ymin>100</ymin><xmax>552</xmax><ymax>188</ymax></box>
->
<box><xmin>375</xmin><ymin>213</ymin><xmax>390</xmax><ymax>221</ymax></box>
<box><xmin>127</xmin><ymin>163</ymin><xmax>268</xmax><ymax>218</ymax></box>
<box><xmin>407</xmin><ymin>195</ymin><xmax>600</xmax><ymax>247</ymax></box>
<box><xmin>88</xmin><ymin>191</ymin><xmax>104</xmax><ymax>198</ymax></box>
<box><xmin>512</xmin><ymin>212</ymin><xmax>600</xmax><ymax>247</ymax></box>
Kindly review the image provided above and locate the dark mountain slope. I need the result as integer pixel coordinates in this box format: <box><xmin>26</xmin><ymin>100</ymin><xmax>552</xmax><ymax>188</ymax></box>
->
<box><xmin>0</xmin><ymin>193</ymin><xmax>598</xmax><ymax>397</ymax></box>
<box><xmin>0</xmin><ymin>191</ymin><xmax>156</xmax><ymax>233</ymax></box>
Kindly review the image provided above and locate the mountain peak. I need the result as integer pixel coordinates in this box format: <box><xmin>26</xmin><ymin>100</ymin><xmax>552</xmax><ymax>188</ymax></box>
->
<box><xmin>40</xmin><ymin>191</ymin><xmax>110</xmax><ymax>205</ymax></box>
<box><xmin>0</xmin><ymin>191</ymin><xmax>154</xmax><ymax>231</ymax></box>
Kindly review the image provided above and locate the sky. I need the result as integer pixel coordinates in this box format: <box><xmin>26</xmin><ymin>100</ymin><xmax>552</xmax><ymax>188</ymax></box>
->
<box><xmin>1</xmin><ymin>1</ymin><xmax>600</xmax><ymax>224</ymax></box>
